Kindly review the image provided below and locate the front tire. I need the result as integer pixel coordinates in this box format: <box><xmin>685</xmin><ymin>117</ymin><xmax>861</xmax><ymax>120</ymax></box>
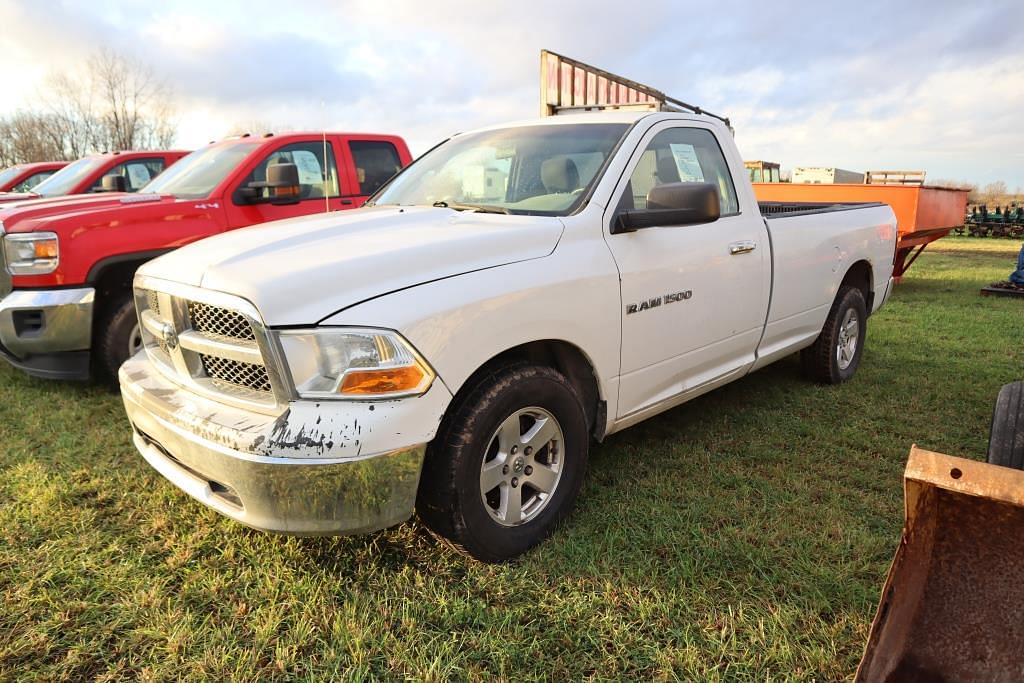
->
<box><xmin>417</xmin><ymin>363</ymin><xmax>589</xmax><ymax>562</ymax></box>
<box><xmin>94</xmin><ymin>294</ymin><xmax>142</xmax><ymax>387</ymax></box>
<box><xmin>988</xmin><ymin>381</ymin><xmax>1024</xmax><ymax>470</ymax></box>
<box><xmin>801</xmin><ymin>285</ymin><xmax>868</xmax><ymax>384</ymax></box>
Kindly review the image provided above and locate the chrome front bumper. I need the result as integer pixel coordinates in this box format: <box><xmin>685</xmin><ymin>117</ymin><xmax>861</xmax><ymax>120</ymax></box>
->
<box><xmin>119</xmin><ymin>353</ymin><xmax>449</xmax><ymax>535</ymax></box>
<box><xmin>0</xmin><ymin>287</ymin><xmax>95</xmax><ymax>357</ymax></box>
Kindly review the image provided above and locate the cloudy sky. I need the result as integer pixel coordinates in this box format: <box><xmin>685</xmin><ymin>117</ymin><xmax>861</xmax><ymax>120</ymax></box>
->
<box><xmin>2</xmin><ymin>0</ymin><xmax>1023</xmax><ymax>187</ymax></box>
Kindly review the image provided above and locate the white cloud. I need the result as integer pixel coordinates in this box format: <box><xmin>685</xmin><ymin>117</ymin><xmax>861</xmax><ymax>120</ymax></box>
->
<box><xmin>0</xmin><ymin>0</ymin><xmax>1022</xmax><ymax>185</ymax></box>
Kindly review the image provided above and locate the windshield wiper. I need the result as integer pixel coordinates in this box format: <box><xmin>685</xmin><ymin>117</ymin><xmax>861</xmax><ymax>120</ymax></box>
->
<box><xmin>432</xmin><ymin>200</ymin><xmax>510</xmax><ymax>215</ymax></box>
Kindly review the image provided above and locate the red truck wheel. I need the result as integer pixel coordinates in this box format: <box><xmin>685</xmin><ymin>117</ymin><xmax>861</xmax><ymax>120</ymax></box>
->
<box><xmin>94</xmin><ymin>295</ymin><xmax>141</xmax><ymax>386</ymax></box>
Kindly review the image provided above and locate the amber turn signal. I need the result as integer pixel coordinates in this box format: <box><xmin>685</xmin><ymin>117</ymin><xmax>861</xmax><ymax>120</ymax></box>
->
<box><xmin>34</xmin><ymin>241</ymin><xmax>58</xmax><ymax>259</ymax></box>
<box><xmin>340</xmin><ymin>365</ymin><xmax>428</xmax><ymax>395</ymax></box>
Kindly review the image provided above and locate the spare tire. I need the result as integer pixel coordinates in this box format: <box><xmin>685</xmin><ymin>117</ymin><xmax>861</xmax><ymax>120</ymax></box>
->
<box><xmin>987</xmin><ymin>381</ymin><xmax>1024</xmax><ymax>470</ymax></box>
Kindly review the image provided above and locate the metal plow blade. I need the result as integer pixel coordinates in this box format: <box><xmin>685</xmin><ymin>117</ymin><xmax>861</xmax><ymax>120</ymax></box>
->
<box><xmin>857</xmin><ymin>446</ymin><xmax>1024</xmax><ymax>682</ymax></box>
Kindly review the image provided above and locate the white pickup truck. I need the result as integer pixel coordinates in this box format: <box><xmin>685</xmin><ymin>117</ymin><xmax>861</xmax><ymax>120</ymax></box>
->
<box><xmin>120</xmin><ymin>110</ymin><xmax>897</xmax><ymax>561</ymax></box>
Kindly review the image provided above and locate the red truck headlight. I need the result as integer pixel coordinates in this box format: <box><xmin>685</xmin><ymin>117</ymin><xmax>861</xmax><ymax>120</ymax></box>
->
<box><xmin>4</xmin><ymin>232</ymin><xmax>59</xmax><ymax>275</ymax></box>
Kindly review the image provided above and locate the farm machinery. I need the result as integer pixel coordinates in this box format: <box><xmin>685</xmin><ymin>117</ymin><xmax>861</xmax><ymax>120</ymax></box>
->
<box><xmin>962</xmin><ymin>205</ymin><xmax>1024</xmax><ymax>238</ymax></box>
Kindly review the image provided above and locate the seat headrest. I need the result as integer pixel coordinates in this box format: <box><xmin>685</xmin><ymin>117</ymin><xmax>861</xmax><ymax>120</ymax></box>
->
<box><xmin>656</xmin><ymin>156</ymin><xmax>681</xmax><ymax>184</ymax></box>
<box><xmin>541</xmin><ymin>157</ymin><xmax>580</xmax><ymax>193</ymax></box>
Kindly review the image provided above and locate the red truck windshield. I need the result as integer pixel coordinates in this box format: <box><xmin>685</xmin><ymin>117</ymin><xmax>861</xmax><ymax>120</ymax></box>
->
<box><xmin>31</xmin><ymin>157</ymin><xmax>106</xmax><ymax>197</ymax></box>
<box><xmin>370</xmin><ymin>123</ymin><xmax>629</xmax><ymax>216</ymax></box>
<box><xmin>142</xmin><ymin>142</ymin><xmax>260</xmax><ymax>199</ymax></box>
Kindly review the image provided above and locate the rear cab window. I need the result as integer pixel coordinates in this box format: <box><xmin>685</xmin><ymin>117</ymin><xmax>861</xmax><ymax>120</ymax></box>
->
<box><xmin>349</xmin><ymin>141</ymin><xmax>403</xmax><ymax>196</ymax></box>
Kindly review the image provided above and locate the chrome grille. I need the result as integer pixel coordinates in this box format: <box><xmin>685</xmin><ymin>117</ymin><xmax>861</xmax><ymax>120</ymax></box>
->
<box><xmin>146</xmin><ymin>290</ymin><xmax>161</xmax><ymax>315</ymax></box>
<box><xmin>200</xmin><ymin>354</ymin><xmax>272</xmax><ymax>393</ymax></box>
<box><xmin>189</xmin><ymin>302</ymin><xmax>255</xmax><ymax>341</ymax></box>
<box><xmin>134</xmin><ymin>278</ymin><xmax>283</xmax><ymax>412</ymax></box>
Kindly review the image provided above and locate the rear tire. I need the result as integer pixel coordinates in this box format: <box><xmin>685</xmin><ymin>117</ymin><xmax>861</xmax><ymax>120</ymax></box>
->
<box><xmin>94</xmin><ymin>294</ymin><xmax>142</xmax><ymax>387</ymax></box>
<box><xmin>416</xmin><ymin>363</ymin><xmax>589</xmax><ymax>562</ymax></box>
<box><xmin>988</xmin><ymin>381</ymin><xmax>1024</xmax><ymax>470</ymax></box>
<box><xmin>801</xmin><ymin>285</ymin><xmax>867</xmax><ymax>384</ymax></box>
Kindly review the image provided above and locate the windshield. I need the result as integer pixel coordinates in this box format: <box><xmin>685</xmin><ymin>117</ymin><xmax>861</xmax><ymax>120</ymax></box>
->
<box><xmin>371</xmin><ymin>123</ymin><xmax>629</xmax><ymax>216</ymax></box>
<box><xmin>32</xmin><ymin>157</ymin><xmax>105</xmax><ymax>197</ymax></box>
<box><xmin>0</xmin><ymin>166</ymin><xmax>23</xmax><ymax>188</ymax></box>
<box><xmin>141</xmin><ymin>142</ymin><xmax>260</xmax><ymax>199</ymax></box>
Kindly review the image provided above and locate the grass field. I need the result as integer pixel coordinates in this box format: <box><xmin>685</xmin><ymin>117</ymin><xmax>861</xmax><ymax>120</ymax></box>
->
<box><xmin>2</xmin><ymin>237</ymin><xmax>1022</xmax><ymax>681</ymax></box>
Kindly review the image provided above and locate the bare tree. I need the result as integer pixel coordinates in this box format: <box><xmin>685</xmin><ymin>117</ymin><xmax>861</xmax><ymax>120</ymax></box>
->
<box><xmin>88</xmin><ymin>49</ymin><xmax>176</xmax><ymax>150</ymax></box>
<box><xmin>0</xmin><ymin>112</ymin><xmax>70</xmax><ymax>166</ymax></box>
<box><xmin>44</xmin><ymin>71</ymin><xmax>102</xmax><ymax>158</ymax></box>
<box><xmin>929</xmin><ymin>178</ymin><xmax>976</xmax><ymax>192</ymax></box>
<box><xmin>2</xmin><ymin>48</ymin><xmax>180</xmax><ymax>164</ymax></box>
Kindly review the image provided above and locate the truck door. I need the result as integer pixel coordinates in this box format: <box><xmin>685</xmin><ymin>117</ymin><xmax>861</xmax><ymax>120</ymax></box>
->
<box><xmin>227</xmin><ymin>140</ymin><xmax>349</xmax><ymax>227</ymax></box>
<box><xmin>604</xmin><ymin>123</ymin><xmax>771</xmax><ymax>419</ymax></box>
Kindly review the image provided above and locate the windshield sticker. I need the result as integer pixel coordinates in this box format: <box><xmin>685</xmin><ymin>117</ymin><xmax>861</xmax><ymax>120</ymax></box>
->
<box><xmin>127</xmin><ymin>164</ymin><xmax>152</xmax><ymax>189</ymax></box>
<box><xmin>669</xmin><ymin>143</ymin><xmax>705</xmax><ymax>182</ymax></box>
<box><xmin>292</xmin><ymin>150</ymin><xmax>323</xmax><ymax>185</ymax></box>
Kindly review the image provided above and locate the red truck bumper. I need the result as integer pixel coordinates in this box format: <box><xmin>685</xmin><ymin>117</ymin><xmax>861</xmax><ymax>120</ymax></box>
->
<box><xmin>0</xmin><ymin>287</ymin><xmax>94</xmax><ymax>380</ymax></box>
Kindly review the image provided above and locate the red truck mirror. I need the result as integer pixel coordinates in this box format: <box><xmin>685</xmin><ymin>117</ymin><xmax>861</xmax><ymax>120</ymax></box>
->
<box><xmin>613</xmin><ymin>182</ymin><xmax>721</xmax><ymax>233</ymax></box>
<box><xmin>98</xmin><ymin>174</ymin><xmax>127</xmax><ymax>193</ymax></box>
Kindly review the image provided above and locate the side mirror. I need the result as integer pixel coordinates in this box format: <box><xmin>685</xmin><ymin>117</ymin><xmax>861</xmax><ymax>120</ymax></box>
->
<box><xmin>613</xmin><ymin>182</ymin><xmax>721</xmax><ymax>233</ymax></box>
<box><xmin>98</xmin><ymin>174</ymin><xmax>127</xmax><ymax>193</ymax></box>
<box><xmin>244</xmin><ymin>162</ymin><xmax>301</xmax><ymax>206</ymax></box>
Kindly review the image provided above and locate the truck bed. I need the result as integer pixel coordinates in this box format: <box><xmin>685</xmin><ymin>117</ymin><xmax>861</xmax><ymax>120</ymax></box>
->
<box><xmin>759</xmin><ymin>201</ymin><xmax>883</xmax><ymax>218</ymax></box>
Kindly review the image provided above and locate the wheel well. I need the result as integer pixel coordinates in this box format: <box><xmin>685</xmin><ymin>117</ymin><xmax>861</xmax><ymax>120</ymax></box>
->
<box><xmin>841</xmin><ymin>260</ymin><xmax>874</xmax><ymax>312</ymax></box>
<box><xmin>91</xmin><ymin>259</ymin><xmax>148</xmax><ymax>319</ymax></box>
<box><xmin>453</xmin><ymin>340</ymin><xmax>605</xmax><ymax>440</ymax></box>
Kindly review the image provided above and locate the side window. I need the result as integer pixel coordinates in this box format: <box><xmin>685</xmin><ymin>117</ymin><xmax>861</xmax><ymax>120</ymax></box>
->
<box><xmin>619</xmin><ymin>127</ymin><xmax>739</xmax><ymax>216</ymax></box>
<box><xmin>238</xmin><ymin>142</ymin><xmax>340</xmax><ymax>203</ymax></box>
<box><xmin>89</xmin><ymin>158</ymin><xmax>166</xmax><ymax>192</ymax></box>
<box><xmin>13</xmin><ymin>171</ymin><xmax>56</xmax><ymax>193</ymax></box>
<box><xmin>349</xmin><ymin>141</ymin><xmax>402</xmax><ymax>196</ymax></box>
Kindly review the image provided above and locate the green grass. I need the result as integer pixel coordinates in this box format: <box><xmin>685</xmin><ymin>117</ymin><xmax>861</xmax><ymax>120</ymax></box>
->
<box><xmin>2</xmin><ymin>237</ymin><xmax>1022</xmax><ymax>681</ymax></box>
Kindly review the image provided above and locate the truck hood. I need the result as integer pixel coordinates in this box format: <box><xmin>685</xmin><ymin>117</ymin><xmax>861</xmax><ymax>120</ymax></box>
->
<box><xmin>140</xmin><ymin>206</ymin><xmax>565</xmax><ymax>326</ymax></box>
<box><xmin>0</xmin><ymin>192</ymin><xmax>164</xmax><ymax>230</ymax></box>
<box><xmin>0</xmin><ymin>191</ymin><xmax>38</xmax><ymax>205</ymax></box>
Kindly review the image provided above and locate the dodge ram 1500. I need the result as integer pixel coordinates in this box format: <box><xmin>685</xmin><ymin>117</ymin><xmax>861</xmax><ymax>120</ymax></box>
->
<box><xmin>120</xmin><ymin>111</ymin><xmax>896</xmax><ymax>561</ymax></box>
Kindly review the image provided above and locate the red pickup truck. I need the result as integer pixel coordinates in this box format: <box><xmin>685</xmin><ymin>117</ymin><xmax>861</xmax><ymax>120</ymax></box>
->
<box><xmin>0</xmin><ymin>150</ymin><xmax>189</xmax><ymax>205</ymax></box>
<box><xmin>0</xmin><ymin>162</ymin><xmax>69</xmax><ymax>193</ymax></box>
<box><xmin>0</xmin><ymin>131</ymin><xmax>411</xmax><ymax>383</ymax></box>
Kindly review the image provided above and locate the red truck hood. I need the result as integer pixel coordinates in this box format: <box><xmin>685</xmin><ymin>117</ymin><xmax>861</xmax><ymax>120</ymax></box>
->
<box><xmin>0</xmin><ymin>193</ymin><xmax>168</xmax><ymax>233</ymax></box>
<box><xmin>0</xmin><ymin>191</ymin><xmax>39</xmax><ymax>204</ymax></box>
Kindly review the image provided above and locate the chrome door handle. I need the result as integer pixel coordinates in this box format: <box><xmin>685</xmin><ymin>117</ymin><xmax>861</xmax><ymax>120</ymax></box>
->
<box><xmin>729</xmin><ymin>240</ymin><xmax>757</xmax><ymax>255</ymax></box>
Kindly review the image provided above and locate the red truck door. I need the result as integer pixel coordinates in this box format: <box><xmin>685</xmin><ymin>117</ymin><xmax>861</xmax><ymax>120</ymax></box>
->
<box><xmin>340</xmin><ymin>138</ymin><xmax>406</xmax><ymax>207</ymax></box>
<box><xmin>226</xmin><ymin>138</ymin><xmax>354</xmax><ymax>227</ymax></box>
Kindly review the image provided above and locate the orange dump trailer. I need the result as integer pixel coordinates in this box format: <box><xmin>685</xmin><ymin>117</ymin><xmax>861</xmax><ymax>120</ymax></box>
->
<box><xmin>754</xmin><ymin>183</ymin><xmax>969</xmax><ymax>279</ymax></box>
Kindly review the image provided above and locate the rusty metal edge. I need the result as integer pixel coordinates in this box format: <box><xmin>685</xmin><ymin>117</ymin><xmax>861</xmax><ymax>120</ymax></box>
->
<box><xmin>980</xmin><ymin>286</ymin><xmax>1024</xmax><ymax>299</ymax></box>
<box><xmin>855</xmin><ymin>445</ymin><xmax>1024</xmax><ymax>680</ymax></box>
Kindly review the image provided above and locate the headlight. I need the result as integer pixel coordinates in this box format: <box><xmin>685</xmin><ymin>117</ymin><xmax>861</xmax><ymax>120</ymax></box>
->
<box><xmin>275</xmin><ymin>328</ymin><xmax>435</xmax><ymax>400</ymax></box>
<box><xmin>4</xmin><ymin>232</ymin><xmax>59</xmax><ymax>275</ymax></box>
